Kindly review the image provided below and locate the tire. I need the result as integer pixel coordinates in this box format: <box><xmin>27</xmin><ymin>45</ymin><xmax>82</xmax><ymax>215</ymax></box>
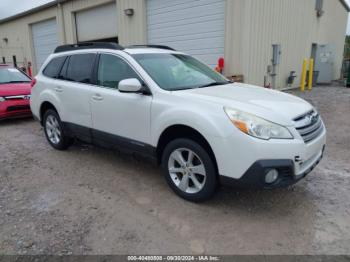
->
<box><xmin>161</xmin><ymin>138</ymin><xmax>218</xmax><ymax>202</ymax></box>
<box><xmin>43</xmin><ymin>109</ymin><xmax>73</xmax><ymax>150</ymax></box>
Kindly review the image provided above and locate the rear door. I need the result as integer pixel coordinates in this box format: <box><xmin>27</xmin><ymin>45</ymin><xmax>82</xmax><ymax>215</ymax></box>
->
<box><xmin>90</xmin><ymin>53</ymin><xmax>152</xmax><ymax>151</ymax></box>
<box><xmin>54</xmin><ymin>53</ymin><xmax>96</xmax><ymax>142</ymax></box>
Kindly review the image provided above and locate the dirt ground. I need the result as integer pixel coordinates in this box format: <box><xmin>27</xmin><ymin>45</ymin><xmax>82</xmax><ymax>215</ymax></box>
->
<box><xmin>0</xmin><ymin>84</ymin><xmax>349</xmax><ymax>255</ymax></box>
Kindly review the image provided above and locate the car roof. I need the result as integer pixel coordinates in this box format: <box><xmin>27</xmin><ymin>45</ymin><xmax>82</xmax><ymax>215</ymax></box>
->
<box><xmin>124</xmin><ymin>48</ymin><xmax>183</xmax><ymax>55</ymax></box>
<box><xmin>49</xmin><ymin>47</ymin><xmax>184</xmax><ymax>59</ymax></box>
<box><xmin>51</xmin><ymin>42</ymin><xmax>183</xmax><ymax>57</ymax></box>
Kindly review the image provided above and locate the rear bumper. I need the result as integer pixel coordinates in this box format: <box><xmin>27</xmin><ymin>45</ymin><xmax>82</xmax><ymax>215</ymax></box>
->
<box><xmin>220</xmin><ymin>145</ymin><xmax>325</xmax><ymax>189</ymax></box>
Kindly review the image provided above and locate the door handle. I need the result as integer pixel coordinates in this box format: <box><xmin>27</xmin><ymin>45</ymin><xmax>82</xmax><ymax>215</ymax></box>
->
<box><xmin>54</xmin><ymin>86</ymin><xmax>63</xmax><ymax>93</ymax></box>
<box><xmin>92</xmin><ymin>94</ymin><xmax>103</xmax><ymax>101</ymax></box>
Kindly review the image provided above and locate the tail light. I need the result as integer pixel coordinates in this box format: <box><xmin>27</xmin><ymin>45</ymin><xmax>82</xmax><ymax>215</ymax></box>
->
<box><xmin>30</xmin><ymin>78</ymin><xmax>37</xmax><ymax>88</ymax></box>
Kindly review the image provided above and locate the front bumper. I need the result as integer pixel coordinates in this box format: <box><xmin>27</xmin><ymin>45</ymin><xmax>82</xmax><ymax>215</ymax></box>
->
<box><xmin>220</xmin><ymin>145</ymin><xmax>325</xmax><ymax>189</ymax></box>
<box><xmin>209</xmin><ymin>118</ymin><xmax>326</xmax><ymax>187</ymax></box>
<box><xmin>0</xmin><ymin>100</ymin><xmax>32</xmax><ymax>120</ymax></box>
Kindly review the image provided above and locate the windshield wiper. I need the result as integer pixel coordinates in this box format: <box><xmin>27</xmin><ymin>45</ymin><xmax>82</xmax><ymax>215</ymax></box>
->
<box><xmin>171</xmin><ymin>81</ymin><xmax>232</xmax><ymax>91</ymax></box>
<box><xmin>9</xmin><ymin>81</ymin><xmax>31</xmax><ymax>83</ymax></box>
<box><xmin>197</xmin><ymin>81</ymin><xmax>231</xmax><ymax>89</ymax></box>
<box><xmin>0</xmin><ymin>81</ymin><xmax>30</xmax><ymax>84</ymax></box>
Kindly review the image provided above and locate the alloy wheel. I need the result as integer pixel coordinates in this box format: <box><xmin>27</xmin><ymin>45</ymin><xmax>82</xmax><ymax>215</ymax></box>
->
<box><xmin>168</xmin><ymin>148</ymin><xmax>207</xmax><ymax>194</ymax></box>
<box><xmin>45</xmin><ymin>114</ymin><xmax>62</xmax><ymax>145</ymax></box>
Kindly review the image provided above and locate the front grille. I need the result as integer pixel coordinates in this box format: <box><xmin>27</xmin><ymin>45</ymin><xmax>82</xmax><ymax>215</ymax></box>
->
<box><xmin>294</xmin><ymin>110</ymin><xmax>324</xmax><ymax>143</ymax></box>
<box><xmin>4</xmin><ymin>95</ymin><xmax>31</xmax><ymax>101</ymax></box>
<box><xmin>7</xmin><ymin>105</ymin><xmax>30</xmax><ymax>112</ymax></box>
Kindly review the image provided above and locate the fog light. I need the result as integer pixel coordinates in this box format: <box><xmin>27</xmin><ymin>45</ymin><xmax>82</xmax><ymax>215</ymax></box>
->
<box><xmin>265</xmin><ymin>169</ymin><xmax>279</xmax><ymax>184</ymax></box>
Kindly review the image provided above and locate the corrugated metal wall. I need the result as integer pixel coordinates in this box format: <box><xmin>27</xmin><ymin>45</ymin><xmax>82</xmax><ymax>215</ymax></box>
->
<box><xmin>225</xmin><ymin>0</ymin><xmax>348</xmax><ymax>89</ymax></box>
<box><xmin>0</xmin><ymin>6</ymin><xmax>58</xmax><ymax>73</ymax></box>
<box><xmin>62</xmin><ymin>0</ymin><xmax>146</xmax><ymax>45</ymax></box>
<box><xmin>74</xmin><ymin>2</ymin><xmax>118</xmax><ymax>42</ymax></box>
<box><xmin>146</xmin><ymin>0</ymin><xmax>225</xmax><ymax>68</ymax></box>
<box><xmin>0</xmin><ymin>0</ymin><xmax>146</xmax><ymax>73</ymax></box>
<box><xmin>31</xmin><ymin>18</ymin><xmax>59</xmax><ymax>70</ymax></box>
<box><xmin>317</xmin><ymin>0</ymin><xmax>348</xmax><ymax>82</ymax></box>
<box><xmin>0</xmin><ymin>0</ymin><xmax>348</xmax><ymax>82</ymax></box>
<box><xmin>117</xmin><ymin>0</ymin><xmax>147</xmax><ymax>45</ymax></box>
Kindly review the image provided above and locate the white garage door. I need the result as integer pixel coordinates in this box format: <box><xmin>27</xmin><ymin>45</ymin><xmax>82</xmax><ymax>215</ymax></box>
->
<box><xmin>75</xmin><ymin>3</ymin><xmax>118</xmax><ymax>42</ymax></box>
<box><xmin>32</xmin><ymin>18</ymin><xmax>59</xmax><ymax>71</ymax></box>
<box><xmin>147</xmin><ymin>0</ymin><xmax>225</xmax><ymax>68</ymax></box>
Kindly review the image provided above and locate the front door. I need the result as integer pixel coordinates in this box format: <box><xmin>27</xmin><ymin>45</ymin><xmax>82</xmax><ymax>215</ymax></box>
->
<box><xmin>90</xmin><ymin>53</ymin><xmax>153</xmax><ymax>152</ymax></box>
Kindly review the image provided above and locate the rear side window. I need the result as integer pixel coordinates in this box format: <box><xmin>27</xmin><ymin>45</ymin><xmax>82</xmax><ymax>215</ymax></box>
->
<box><xmin>58</xmin><ymin>56</ymin><xmax>69</xmax><ymax>80</ymax></box>
<box><xmin>66</xmin><ymin>54</ymin><xmax>95</xmax><ymax>83</ymax></box>
<box><xmin>43</xmin><ymin>56</ymin><xmax>67</xmax><ymax>78</ymax></box>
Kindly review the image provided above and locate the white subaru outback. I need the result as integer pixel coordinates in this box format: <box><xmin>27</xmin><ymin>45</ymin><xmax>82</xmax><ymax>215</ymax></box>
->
<box><xmin>30</xmin><ymin>43</ymin><xmax>326</xmax><ymax>202</ymax></box>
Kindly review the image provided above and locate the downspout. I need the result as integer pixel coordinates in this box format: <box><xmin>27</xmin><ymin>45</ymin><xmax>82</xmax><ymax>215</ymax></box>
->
<box><xmin>57</xmin><ymin>0</ymin><xmax>66</xmax><ymax>44</ymax></box>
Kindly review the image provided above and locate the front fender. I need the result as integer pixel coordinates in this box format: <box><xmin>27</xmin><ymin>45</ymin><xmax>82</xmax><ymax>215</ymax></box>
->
<box><xmin>151</xmin><ymin>105</ymin><xmax>233</xmax><ymax>147</ymax></box>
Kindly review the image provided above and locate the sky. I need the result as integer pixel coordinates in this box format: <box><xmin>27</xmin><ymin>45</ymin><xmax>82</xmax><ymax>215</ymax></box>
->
<box><xmin>1</xmin><ymin>0</ymin><xmax>350</xmax><ymax>34</ymax></box>
<box><xmin>0</xmin><ymin>0</ymin><xmax>54</xmax><ymax>20</ymax></box>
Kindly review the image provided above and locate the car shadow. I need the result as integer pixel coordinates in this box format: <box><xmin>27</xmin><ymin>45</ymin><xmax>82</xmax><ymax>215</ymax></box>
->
<box><xmin>42</xmin><ymin>138</ymin><xmax>319</xmax><ymax>253</ymax></box>
<box><xmin>67</xmin><ymin>139</ymin><xmax>314</xmax><ymax>219</ymax></box>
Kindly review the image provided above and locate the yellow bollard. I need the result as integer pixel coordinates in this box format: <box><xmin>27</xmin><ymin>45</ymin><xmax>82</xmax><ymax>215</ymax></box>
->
<box><xmin>308</xmin><ymin>58</ymin><xmax>314</xmax><ymax>91</ymax></box>
<box><xmin>300</xmin><ymin>59</ymin><xmax>308</xmax><ymax>92</ymax></box>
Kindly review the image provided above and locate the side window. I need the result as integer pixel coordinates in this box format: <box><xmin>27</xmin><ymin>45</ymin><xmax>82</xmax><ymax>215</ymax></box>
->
<box><xmin>97</xmin><ymin>54</ymin><xmax>140</xmax><ymax>89</ymax></box>
<box><xmin>58</xmin><ymin>56</ymin><xmax>69</xmax><ymax>80</ymax></box>
<box><xmin>43</xmin><ymin>56</ymin><xmax>67</xmax><ymax>78</ymax></box>
<box><xmin>66</xmin><ymin>54</ymin><xmax>95</xmax><ymax>83</ymax></box>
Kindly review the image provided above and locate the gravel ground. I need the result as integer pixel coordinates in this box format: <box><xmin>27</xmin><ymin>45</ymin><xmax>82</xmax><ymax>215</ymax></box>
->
<box><xmin>0</xmin><ymin>84</ymin><xmax>349</xmax><ymax>255</ymax></box>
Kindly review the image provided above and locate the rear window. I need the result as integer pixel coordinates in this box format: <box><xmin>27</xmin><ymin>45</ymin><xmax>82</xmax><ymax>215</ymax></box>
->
<box><xmin>66</xmin><ymin>54</ymin><xmax>95</xmax><ymax>83</ymax></box>
<box><xmin>43</xmin><ymin>56</ymin><xmax>67</xmax><ymax>78</ymax></box>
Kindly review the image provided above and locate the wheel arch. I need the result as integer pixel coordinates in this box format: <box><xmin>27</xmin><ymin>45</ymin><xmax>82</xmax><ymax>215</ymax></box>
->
<box><xmin>156</xmin><ymin>124</ymin><xmax>218</xmax><ymax>173</ymax></box>
<box><xmin>39</xmin><ymin>101</ymin><xmax>58</xmax><ymax>125</ymax></box>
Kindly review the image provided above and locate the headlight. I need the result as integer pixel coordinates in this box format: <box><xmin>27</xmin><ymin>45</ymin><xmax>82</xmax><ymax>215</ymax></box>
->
<box><xmin>0</xmin><ymin>97</ymin><xmax>5</xmax><ymax>102</ymax></box>
<box><xmin>224</xmin><ymin>107</ymin><xmax>293</xmax><ymax>140</ymax></box>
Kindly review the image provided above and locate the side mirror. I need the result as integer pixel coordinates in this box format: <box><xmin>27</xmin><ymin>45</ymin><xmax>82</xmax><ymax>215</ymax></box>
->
<box><xmin>118</xmin><ymin>78</ymin><xmax>143</xmax><ymax>93</ymax></box>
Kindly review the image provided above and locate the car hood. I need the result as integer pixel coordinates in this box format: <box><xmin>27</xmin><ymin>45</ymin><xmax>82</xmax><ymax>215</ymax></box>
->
<box><xmin>0</xmin><ymin>83</ymin><xmax>32</xmax><ymax>96</ymax></box>
<box><xmin>178</xmin><ymin>83</ymin><xmax>313</xmax><ymax>126</ymax></box>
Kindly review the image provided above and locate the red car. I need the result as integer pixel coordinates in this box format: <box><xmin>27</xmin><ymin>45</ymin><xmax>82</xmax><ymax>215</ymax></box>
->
<box><xmin>0</xmin><ymin>65</ymin><xmax>33</xmax><ymax>120</ymax></box>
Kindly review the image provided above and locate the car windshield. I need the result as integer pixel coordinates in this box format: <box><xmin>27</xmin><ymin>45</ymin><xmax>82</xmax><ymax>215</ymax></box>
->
<box><xmin>0</xmin><ymin>67</ymin><xmax>31</xmax><ymax>84</ymax></box>
<box><xmin>132</xmin><ymin>53</ymin><xmax>230</xmax><ymax>91</ymax></box>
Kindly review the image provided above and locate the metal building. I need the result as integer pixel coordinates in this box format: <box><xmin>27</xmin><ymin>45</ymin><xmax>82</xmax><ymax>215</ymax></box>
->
<box><xmin>0</xmin><ymin>0</ymin><xmax>348</xmax><ymax>89</ymax></box>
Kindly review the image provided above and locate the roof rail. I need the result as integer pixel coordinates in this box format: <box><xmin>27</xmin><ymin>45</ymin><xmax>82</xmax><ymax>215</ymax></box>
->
<box><xmin>54</xmin><ymin>42</ymin><xmax>125</xmax><ymax>53</ymax></box>
<box><xmin>126</xmin><ymin>45</ymin><xmax>176</xmax><ymax>51</ymax></box>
